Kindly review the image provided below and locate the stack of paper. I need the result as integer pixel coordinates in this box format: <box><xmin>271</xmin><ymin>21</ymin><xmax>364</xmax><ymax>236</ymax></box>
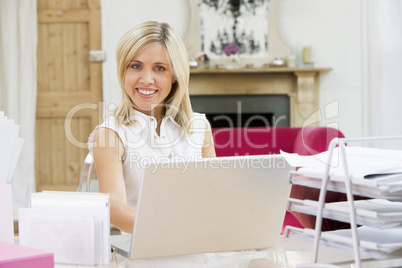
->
<box><xmin>291</xmin><ymin>173</ymin><xmax>402</xmax><ymax>199</ymax></box>
<box><xmin>0</xmin><ymin>111</ymin><xmax>24</xmax><ymax>243</ymax></box>
<box><xmin>286</xmin><ymin>226</ymin><xmax>402</xmax><ymax>259</ymax></box>
<box><xmin>0</xmin><ymin>178</ymin><xmax>14</xmax><ymax>243</ymax></box>
<box><xmin>18</xmin><ymin>191</ymin><xmax>110</xmax><ymax>265</ymax></box>
<box><xmin>0</xmin><ymin>111</ymin><xmax>24</xmax><ymax>184</ymax></box>
<box><xmin>281</xmin><ymin>147</ymin><xmax>402</xmax><ymax>199</ymax></box>
<box><xmin>287</xmin><ymin>198</ymin><xmax>402</xmax><ymax>229</ymax></box>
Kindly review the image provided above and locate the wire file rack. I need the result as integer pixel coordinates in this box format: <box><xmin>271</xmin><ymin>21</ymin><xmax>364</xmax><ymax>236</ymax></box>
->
<box><xmin>284</xmin><ymin>136</ymin><xmax>402</xmax><ymax>268</ymax></box>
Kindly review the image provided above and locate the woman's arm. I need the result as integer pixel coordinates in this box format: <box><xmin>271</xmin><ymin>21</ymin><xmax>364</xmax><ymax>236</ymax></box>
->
<box><xmin>92</xmin><ymin>127</ymin><xmax>135</xmax><ymax>233</ymax></box>
<box><xmin>202</xmin><ymin>120</ymin><xmax>216</xmax><ymax>158</ymax></box>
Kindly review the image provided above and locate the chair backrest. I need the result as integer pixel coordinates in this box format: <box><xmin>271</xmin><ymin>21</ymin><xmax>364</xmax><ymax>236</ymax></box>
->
<box><xmin>212</xmin><ymin>127</ymin><xmax>301</xmax><ymax>157</ymax></box>
<box><xmin>77</xmin><ymin>153</ymin><xmax>98</xmax><ymax>192</ymax></box>
<box><xmin>212</xmin><ymin>127</ymin><xmax>346</xmax><ymax>157</ymax></box>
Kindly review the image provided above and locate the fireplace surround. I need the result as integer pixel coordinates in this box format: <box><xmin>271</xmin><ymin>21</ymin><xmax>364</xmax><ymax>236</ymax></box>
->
<box><xmin>189</xmin><ymin>67</ymin><xmax>331</xmax><ymax>127</ymax></box>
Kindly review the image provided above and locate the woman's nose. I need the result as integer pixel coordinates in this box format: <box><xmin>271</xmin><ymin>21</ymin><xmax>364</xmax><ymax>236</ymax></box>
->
<box><xmin>140</xmin><ymin>69</ymin><xmax>154</xmax><ymax>84</ymax></box>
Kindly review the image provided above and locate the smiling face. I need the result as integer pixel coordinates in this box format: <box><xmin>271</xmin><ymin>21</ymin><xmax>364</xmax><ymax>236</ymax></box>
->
<box><xmin>124</xmin><ymin>42</ymin><xmax>175</xmax><ymax>119</ymax></box>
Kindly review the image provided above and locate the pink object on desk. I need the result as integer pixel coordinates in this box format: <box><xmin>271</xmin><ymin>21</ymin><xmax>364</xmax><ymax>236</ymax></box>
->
<box><xmin>0</xmin><ymin>241</ymin><xmax>54</xmax><ymax>268</ymax></box>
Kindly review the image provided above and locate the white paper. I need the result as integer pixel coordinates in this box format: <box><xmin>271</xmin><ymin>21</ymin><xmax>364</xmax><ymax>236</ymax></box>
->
<box><xmin>0</xmin><ymin>179</ymin><xmax>14</xmax><ymax>243</ymax></box>
<box><xmin>19</xmin><ymin>209</ymin><xmax>96</xmax><ymax>265</ymax></box>
<box><xmin>288</xmin><ymin>198</ymin><xmax>402</xmax><ymax>228</ymax></box>
<box><xmin>6</xmin><ymin>137</ymin><xmax>24</xmax><ymax>183</ymax></box>
<box><xmin>280</xmin><ymin>150</ymin><xmax>329</xmax><ymax>168</ymax></box>
<box><xmin>23</xmin><ymin>191</ymin><xmax>110</xmax><ymax>265</ymax></box>
<box><xmin>0</xmin><ymin>114</ymin><xmax>24</xmax><ymax>184</ymax></box>
<box><xmin>287</xmin><ymin>226</ymin><xmax>402</xmax><ymax>259</ymax></box>
<box><xmin>327</xmin><ymin>226</ymin><xmax>402</xmax><ymax>247</ymax></box>
<box><xmin>326</xmin><ymin>199</ymin><xmax>402</xmax><ymax>216</ymax></box>
<box><xmin>281</xmin><ymin>147</ymin><xmax>402</xmax><ymax>185</ymax></box>
<box><xmin>291</xmin><ymin>173</ymin><xmax>402</xmax><ymax>199</ymax></box>
<box><xmin>31</xmin><ymin>191</ymin><xmax>109</xmax><ymax>208</ymax></box>
<box><xmin>0</xmin><ymin>122</ymin><xmax>20</xmax><ymax>182</ymax></box>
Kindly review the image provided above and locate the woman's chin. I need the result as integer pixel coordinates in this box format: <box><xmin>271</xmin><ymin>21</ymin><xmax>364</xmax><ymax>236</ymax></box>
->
<box><xmin>135</xmin><ymin>107</ymin><xmax>151</xmax><ymax>113</ymax></box>
<box><xmin>132</xmin><ymin>101</ymin><xmax>165</xmax><ymax>116</ymax></box>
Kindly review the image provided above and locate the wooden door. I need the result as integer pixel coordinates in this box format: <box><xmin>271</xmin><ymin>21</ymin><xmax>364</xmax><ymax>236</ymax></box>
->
<box><xmin>36</xmin><ymin>0</ymin><xmax>102</xmax><ymax>191</ymax></box>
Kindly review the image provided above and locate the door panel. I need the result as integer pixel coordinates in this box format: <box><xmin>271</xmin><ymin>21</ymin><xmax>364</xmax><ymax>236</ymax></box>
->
<box><xmin>36</xmin><ymin>0</ymin><xmax>102</xmax><ymax>191</ymax></box>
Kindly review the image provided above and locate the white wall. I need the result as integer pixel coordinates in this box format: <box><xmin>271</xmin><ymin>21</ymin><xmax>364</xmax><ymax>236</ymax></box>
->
<box><xmin>100</xmin><ymin>0</ymin><xmax>189</xmax><ymax>112</ymax></box>
<box><xmin>279</xmin><ymin>0</ymin><xmax>364</xmax><ymax>138</ymax></box>
<box><xmin>100</xmin><ymin>0</ymin><xmax>364</xmax><ymax>138</ymax></box>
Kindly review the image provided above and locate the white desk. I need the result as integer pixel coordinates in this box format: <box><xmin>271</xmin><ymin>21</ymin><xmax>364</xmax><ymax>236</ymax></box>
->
<box><xmin>17</xmin><ymin>235</ymin><xmax>400</xmax><ymax>267</ymax></box>
<box><xmin>52</xmin><ymin>236</ymin><xmax>359</xmax><ymax>268</ymax></box>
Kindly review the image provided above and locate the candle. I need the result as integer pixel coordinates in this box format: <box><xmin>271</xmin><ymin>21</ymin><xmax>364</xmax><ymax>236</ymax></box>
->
<box><xmin>303</xmin><ymin>46</ymin><xmax>311</xmax><ymax>63</ymax></box>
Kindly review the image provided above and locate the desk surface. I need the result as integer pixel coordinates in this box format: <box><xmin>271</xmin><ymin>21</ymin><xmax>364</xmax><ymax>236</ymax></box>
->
<box><xmin>16</xmin><ymin>235</ymin><xmax>400</xmax><ymax>268</ymax></box>
<box><xmin>53</xmin><ymin>236</ymin><xmax>400</xmax><ymax>268</ymax></box>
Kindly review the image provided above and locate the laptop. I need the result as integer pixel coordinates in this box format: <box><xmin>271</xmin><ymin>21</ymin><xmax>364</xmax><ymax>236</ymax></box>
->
<box><xmin>111</xmin><ymin>154</ymin><xmax>292</xmax><ymax>260</ymax></box>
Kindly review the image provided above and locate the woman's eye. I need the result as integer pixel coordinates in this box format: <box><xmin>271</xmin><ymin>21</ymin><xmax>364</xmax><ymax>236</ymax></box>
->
<box><xmin>131</xmin><ymin>64</ymin><xmax>141</xmax><ymax>69</ymax></box>
<box><xmin>155</xmin><ymin>66</ymin><xmax>165</xmax><ymax>72</ymax></box>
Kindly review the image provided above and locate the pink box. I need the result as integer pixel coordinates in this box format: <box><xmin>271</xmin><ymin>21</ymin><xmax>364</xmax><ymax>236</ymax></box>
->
<box><xmin>0</xmin><ymin>241</ymin><xmax>54</xmax><ymax>268</ymax></box>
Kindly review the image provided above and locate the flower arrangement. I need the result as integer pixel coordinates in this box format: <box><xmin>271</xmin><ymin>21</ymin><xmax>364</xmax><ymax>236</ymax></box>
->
<box><xmin>197</xmin><ymin>53</ymin><xmax>210</xmax><ymax>69</ymax></box>
<box><xmin>197</xmin><ymin>53</ymin><xmax>209</xmax><ymax>62</ymax></box>
<box><xmin>224</xmin><ymin>43</ymin><xmax>240</xmax><ymax>56</ymax></box>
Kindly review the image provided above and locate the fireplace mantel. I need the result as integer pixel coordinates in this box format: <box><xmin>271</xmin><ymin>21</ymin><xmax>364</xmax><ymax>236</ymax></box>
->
<box><xmin>189</xmin><ymin>67</ymin><xmax>332</xmax><ymax>127</ymax></box>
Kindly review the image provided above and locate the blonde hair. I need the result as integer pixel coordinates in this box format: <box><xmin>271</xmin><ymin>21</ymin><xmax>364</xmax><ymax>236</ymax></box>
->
<box><xmin>114</xmin><ymin>21</ymin><xmax>193</xmax><ymax>134</ymax></box>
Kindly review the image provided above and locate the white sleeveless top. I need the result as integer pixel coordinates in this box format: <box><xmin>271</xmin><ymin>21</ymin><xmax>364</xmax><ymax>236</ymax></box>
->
<box><xmin>87</xmin><ymin>110</ymin><xmax>207</xmax><ymax>209</ymax></box>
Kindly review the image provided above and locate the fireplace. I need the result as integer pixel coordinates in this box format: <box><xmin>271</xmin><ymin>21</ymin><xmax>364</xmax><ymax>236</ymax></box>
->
<box><xmin>190</xmin><ymin>95</ymin><xmax>290</xmax><ymax>128</ymax></box>
<box><xmin>188</xmin><ymin>68</ymin><xmax>331</xmax><ymax>127</ymax></box>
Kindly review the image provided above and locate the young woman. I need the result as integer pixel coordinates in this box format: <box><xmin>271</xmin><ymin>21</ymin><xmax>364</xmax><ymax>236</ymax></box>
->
<box><xmin>88</xmin><ymin>21</ymin><xmax>216</xmax><ymax>233</ymax></box>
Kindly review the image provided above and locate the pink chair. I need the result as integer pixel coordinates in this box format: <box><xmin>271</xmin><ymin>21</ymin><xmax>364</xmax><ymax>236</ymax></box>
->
<box><xmin>211</xmin><ymin>126</ymin><xmax>345</xmax><ymax>232</ymax></box>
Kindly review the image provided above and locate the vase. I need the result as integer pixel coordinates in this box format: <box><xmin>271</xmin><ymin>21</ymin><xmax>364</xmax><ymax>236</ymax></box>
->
<box><xmin>203</xmin><ymin>59</ymin><xmax>210</xmax><ymax>69</ymax></box>
<box><xmin>226</xmin><ymin>54</ymin><xmax>240</xmax><ymax>69</ymax></box>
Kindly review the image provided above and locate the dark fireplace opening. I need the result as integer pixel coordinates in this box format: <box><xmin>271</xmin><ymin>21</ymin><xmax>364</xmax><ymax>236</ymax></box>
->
<box><xmin>190</xmin><ymin>94</ymin><xmax>290</xmax><ymax>128</ymax></box>
<box><xmin>205</xmin><ymin>113</ymin><xmax>274</xmax><ymax>128</ymax></box>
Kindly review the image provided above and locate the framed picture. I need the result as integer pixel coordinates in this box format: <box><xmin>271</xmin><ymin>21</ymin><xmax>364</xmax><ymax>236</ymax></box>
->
<box><xmin>184</xmin><ymin>0</ymin><xmax>290</xmax><ymax>66</ymax></box>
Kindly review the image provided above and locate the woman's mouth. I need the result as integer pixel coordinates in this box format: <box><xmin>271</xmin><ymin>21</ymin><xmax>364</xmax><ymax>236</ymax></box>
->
<box><xmin>137</xmin><ymin>88</ymin><xmax>157</xmax><ymax>97</ymax></box>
